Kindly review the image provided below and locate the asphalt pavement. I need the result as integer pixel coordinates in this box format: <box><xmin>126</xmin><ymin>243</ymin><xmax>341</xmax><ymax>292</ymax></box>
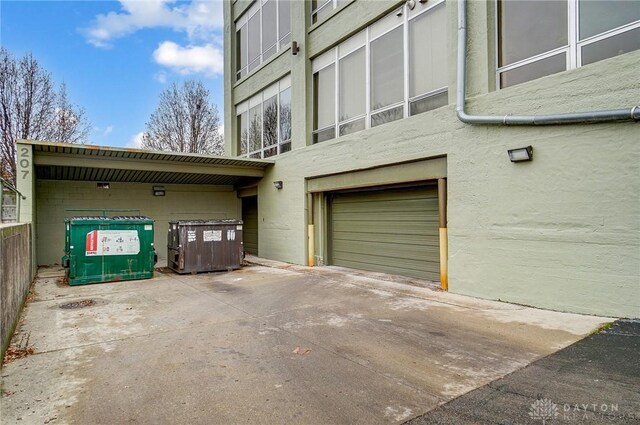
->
<box><xmin>0</xmin><ymin>261</ymin><xmax>617</xmax><ymax>424</ymax></box>
<box><xmin>405</xmin><ymin>319</ymin><xmax>640</xmax><ymax>424</ymax></box>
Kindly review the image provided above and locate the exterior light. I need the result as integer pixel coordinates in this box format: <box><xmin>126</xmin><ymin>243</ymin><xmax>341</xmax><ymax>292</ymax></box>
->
<box><xmin>153</xmin><ymin>186</ymin><xmax>166</xmax><ymax>196</ymax></box>
<box><xmin>291</xmin><ymin>41</ymin><xmax>299</xmax><ymax>55</ymax></box>
<box><xmin>407</xmin><ymin>0</ymin><xmax>416</xmax><ymax>10</ymax></box>
<box><xmin>508</xmin><ymin>146</ymin><xmax>533</xmax><ymax>162</ymax></box>
<box><xmin>273</xmin><ymin>181</ymin><xmax>283</xmax><ymax>190</ymax></box>
<box><xmin>97</xmin><ymin>182</ymin><xmax>110</xmax><ymax>189</ymax></box>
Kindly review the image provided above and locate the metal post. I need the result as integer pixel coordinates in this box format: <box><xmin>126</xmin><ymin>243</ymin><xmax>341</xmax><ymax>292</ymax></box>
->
<box><xmin>308</xmin><ymin>192</ymin><xmax>315</xmax><ymax>267</ymax></box>
<box><xmin>438</xmin><ymin>178</ymin><xmax>448</xmax><ymax>291</ymax></box>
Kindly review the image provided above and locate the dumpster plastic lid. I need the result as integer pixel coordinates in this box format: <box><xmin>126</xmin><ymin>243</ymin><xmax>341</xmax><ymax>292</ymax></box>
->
<box><xmin>66</xmin><ymin>216</ymin><xmax>154</xmax><ymax>222</ymax></box>
<box><xmin>169</xmin><ymin>219</ymin><xmax>243</xmax><ymax>225</ymax></box>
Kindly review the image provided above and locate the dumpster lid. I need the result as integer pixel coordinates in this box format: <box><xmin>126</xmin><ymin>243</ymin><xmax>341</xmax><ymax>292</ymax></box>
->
<box><xmin>66</xmin><ymin>216</ymin><xmax>154</xmax><ymax>223</ymax></box>
<box><xmin>169</xmin><ymin>219</ymin><xmax>243</xmax><ymax>225</ymax></box>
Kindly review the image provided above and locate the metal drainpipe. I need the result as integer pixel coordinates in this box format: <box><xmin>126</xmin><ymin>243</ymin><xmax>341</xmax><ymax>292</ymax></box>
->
<box><xmin>456</xmin><ymin>0</ymin><xmax>640</xmax><ymax>125</ymax></box>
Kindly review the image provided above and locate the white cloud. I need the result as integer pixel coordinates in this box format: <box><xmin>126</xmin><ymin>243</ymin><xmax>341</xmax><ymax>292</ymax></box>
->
<box><xmin>127</xmin><ymin>132</ymin><xmax>145</xmax><ymax>149</ymax></box>
<box><xmin>153</xmin><ymin>41</ymin><xmax>223</xmax><ymax>76</ymax></box>
<box><xmin>84</xmin><ymin>0</ymin><xmax>223</xmax><ymax>48</ymax></box>
<box><xmin>103</xmin><ymin>125</ymin><xmax>114</xmax><ymax>136</ymax></box>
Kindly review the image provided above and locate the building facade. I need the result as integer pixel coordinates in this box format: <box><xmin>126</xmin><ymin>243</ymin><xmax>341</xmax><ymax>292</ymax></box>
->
<box><xmin>224</xmin><ymin>0</ymin><xmax>640</xmax><ymax>318</ymax></box>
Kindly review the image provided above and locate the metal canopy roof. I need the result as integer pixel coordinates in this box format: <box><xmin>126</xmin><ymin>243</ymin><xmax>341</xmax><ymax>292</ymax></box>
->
<box><xmin>21</xmin><ymin>140</ymin><xmax>272</xmax><ymax>186</ymax></box>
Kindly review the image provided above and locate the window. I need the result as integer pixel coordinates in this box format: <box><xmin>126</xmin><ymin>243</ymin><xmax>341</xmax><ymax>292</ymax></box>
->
<box><xmin>236</xmin><ymin>0</ymin><xmax>292</xmax><ymax>80</ymax></box>
<box><xmin>262</xmin><ymin>0</ymin><xmax>278</xmax><ymax>62</ymax></box>
<box><xmin>313</xmin><ymin>64</ymin><xmax>336</xmax><ymax>143</ymax></box>
<box><xmin>339</xmin><ymin>46</ymin><xmax>366</xmax><ymax>136</ymax></box>
<box><xmin>278</xmin><ymin>1</ymin><xmax>291</xmax><ymax>47</ymax></box>
<box><xmin>497</xmin><ymin>0</ymin><xmax>640</xmax><ymax>88</ymax></box>
<box><xmin>311</xmin><ymin>0</ymin><xmax>347</xmax><ymax>24</ymax></box>
<box><xmin>278</xmin><ymin>87</ymin><xmax>292</xmax><ymax>152</ymax></box>
<box><xmin>371</xmin><ymin>26</ymin><xmax>404</xmax><ymax>127</ymax></box>
<box><xmin>237</xmin><ymin>76</ymin><xmax>292</xmax><ymax>158</ymax></box>
<box><xmin>409</xmin><ymin>3</ymin><xmax>448</xmax><ymax>115</ymax></box>
<box><xmin>312</xmin><ymin>0</ymin><xmax>447</xmax><ymax>143</ymax></box>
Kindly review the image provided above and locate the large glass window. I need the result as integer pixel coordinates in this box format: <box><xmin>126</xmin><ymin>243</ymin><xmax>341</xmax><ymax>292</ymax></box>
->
<box><xmin>497</xmin><ymin>0</ymin><xmax>640</xmax><ymax>88</ymax></box>
<box><xmin>236</xmin><ymin>1</ymin><xmax>292</xmax><ymax>80</ymax></box>
<box><xmin>279</xmin><ymin>86</ymin><xmax>292</xmax><ymax>153</ymax></box>
<box><xmin>371</xmin><ymin>26</ymin><xmax>404</xmax><ymax>126</ymax></box>
<box><xmin>238</xmin><ymin>111</ymin><xmax>248</xmax><ymax>155</ymax></box>
<box><xmin>313</xmin><ymin>64</ymin><xmax>336</xmax><ymax>143</ymax></box>
<box><xmin>339</xmin><ymin>47</ymin><xmax>366</xmax><ymax>135</ymax></box>
<box><xmin>262</xmin><ymin>0</ymin><xmax>278</xmax><ymax>62</ymax></box>
<box><xmin>247</xmin><ymin>11</ymin><xmax>261</xmax><ymax>73</ymax></box>
<box><xmin>278</xmin><ymin>0</ymin><xmax>291</xmax><ymax>47</ymax></box>
<box><xmin>263</xmin><ymin>95</ymin><xmax>278</xmax><ymax>157</ymax></box>
<box><xmin>248</xmin><ymin>104</ymin><xmax>262</xmax><ymax>158</ymax></box>
<box><xmin>409</xmin><ymin>2</ymin><xmax>448</xmax><ymax>116</ymax></box>
<box><xmin>312</xmin><ymin>0</ymin><xmax>336</xmax><ymax>24</ymax></box>
<box><xmin>312</xmin><ymin>0</ymin><xmax>448</xmax><ymax>143</ymax></box>
<box><xmin>236</xmin><ymin>25</ymin><xmax>247</xmax><ymax>80</ymax></box>
<box><xmin>236</xmin><ymin>77</ymin><xmax>292</xmax><ymax>158</ymax></box>
<box><xmin>579</xmin><ymin>0</ymin><xmax>640</xmax><ymax>39</ymax></box>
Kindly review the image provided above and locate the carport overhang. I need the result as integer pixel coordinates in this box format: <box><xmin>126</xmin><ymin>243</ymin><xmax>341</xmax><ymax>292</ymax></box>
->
<box><xmin>15</xmin><ymin>139</ymin><xmax>272</xmax><ymax>268</ymax></box>
<box><xmin>19</xmin><ymin>139</ymin><xmax>272</xmax><ymax>187</ymax></box>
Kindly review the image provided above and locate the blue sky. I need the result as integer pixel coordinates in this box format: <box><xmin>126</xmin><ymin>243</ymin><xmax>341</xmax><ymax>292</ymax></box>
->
<box><xmin>0</xmin><ymin>0</ymin><xmax>225</xmax><ymax>148</ymax></box>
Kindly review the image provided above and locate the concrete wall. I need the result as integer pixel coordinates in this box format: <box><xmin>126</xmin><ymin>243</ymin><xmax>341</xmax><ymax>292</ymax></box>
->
<box><xmin>1</xmin><ymin>223</ymin><xmax>33</xmax><ymax>358</ymax></box>
<box><xmin>225</xmin><ymin>1</ymin><xmax>640</xmax><ymax>317</ymax></box>
<box><xmin>35</xmin><ymin>181</ymin><xmax>241</xmax><ymax>266</ymax></box>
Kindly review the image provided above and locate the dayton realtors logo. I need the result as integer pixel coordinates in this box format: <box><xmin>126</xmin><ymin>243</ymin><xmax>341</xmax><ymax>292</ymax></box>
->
<box><xmin>529</xmin><ymin>398</ymin><xmax>625</xmax><ymax>423</ymax></box>
<box><xmin>529</xmin><ymin>398</ymin><xmax>559</xmax><ymax>424</ymax></box>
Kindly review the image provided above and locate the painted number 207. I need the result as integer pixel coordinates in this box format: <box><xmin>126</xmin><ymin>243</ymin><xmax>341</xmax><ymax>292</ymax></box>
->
<box><xmin>20</xmin><ymin>146</ymin><xmax>30</xmax><ymax>179</ymax></box>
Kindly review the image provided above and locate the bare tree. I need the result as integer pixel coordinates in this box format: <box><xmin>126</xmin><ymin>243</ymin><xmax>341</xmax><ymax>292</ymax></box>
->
<box><xmin>142</xmin><ymin>81</ymin><xmax>224</xmax><ymax>155</ymax></box>
<box><xmin>0</xmin><ymin>48</ymin><xmax>91</xmax><ymax>182</ymax></box>
<box><xmin>49</xmin><ymin>83</ymin><xmax>91</xmax><ymax>144</ymax></box>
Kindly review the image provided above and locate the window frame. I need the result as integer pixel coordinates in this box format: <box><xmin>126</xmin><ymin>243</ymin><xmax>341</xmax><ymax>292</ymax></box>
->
<box><xmin>235</xmin><ymin>0</ymin><xmax>292</xmax><ymax>81</ymax></box>
<box><xmin>312</xmin><ymin>0</ymin><xmax>447</xmax><ymax>144</ymax></box>
<box><xmin>496</xmin><ymin>0</ymin><xmax>640</xmax><ymax>89</ymax></box>
<box><xmin>236</xmin><ymin>76</ymin><xmax>292</xmax><ymax>159</ymax></box>
<box><xmin>311</xmin><ymin>0</ymin><xmax>339</xmax><ymax>24</ymax></box>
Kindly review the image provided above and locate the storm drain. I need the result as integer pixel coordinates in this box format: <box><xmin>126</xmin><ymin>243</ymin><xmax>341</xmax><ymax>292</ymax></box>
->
<box><xmin>59</xmin><ymin>299</ymin><xmax>96</xmax><ymax>309</ymax></box>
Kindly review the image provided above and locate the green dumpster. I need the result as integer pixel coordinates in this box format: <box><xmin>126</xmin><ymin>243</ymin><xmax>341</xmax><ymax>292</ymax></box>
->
<box><xmin>62</xmin><ymin>216</ymin><xmax>157</xmax><ymax>285</ymax></box>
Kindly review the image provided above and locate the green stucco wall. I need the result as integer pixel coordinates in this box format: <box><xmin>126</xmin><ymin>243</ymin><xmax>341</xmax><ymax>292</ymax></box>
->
<box><xmin>35</xmin><ymin>181</ymin><xmax>241</xmax><ymax>266</ymax></box>
<box><xmin>225</xmin><ymin>1</ymin><xmax>640</xmax><ymax>318</ymax></box>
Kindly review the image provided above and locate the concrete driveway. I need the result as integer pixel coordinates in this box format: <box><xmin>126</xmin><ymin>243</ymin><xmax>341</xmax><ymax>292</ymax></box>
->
<box><xmin>1</xmin><ymin>260</ymin><xmax>610</xmax><ymax>424</ymax></box>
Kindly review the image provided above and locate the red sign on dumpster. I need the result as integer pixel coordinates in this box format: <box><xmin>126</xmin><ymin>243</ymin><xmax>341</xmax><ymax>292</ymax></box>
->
<box><xmin>86</xmin><ymin>230</ymin><xmax>98</xmax><ymax>255</ymax></box>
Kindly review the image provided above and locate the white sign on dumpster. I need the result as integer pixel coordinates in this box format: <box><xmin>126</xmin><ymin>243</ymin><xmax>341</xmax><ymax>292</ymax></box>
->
<box><xmin>85</xmin><ymin>230</ymin><xmax>140</xmax><ymax>256</ymax></box>
<box><xmin>203</xmin><ymin>230</ymin><xmax>222</xmax><ymax>242</ymax></box>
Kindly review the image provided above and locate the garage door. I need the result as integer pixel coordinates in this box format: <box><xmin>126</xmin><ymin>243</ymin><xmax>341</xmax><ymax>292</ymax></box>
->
<box><xmin>330</xmin><ymin>186</ymin><xmax>440</xmax><ymax>281</ymax></box>
<box><xmin>242</xmin><ymin>196</ymin><xmax>258</xmax><ymax>256</ymax></box>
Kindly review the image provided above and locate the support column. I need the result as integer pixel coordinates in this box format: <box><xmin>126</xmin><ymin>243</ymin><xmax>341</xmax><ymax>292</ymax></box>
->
<box><xmin>438</xmin><ymin>178</ymin><xmax>448</xmax><ymax>291</ymax></box>
<box><xmin>16</xmin><ymin>141</ymin><xmax>36</xmax><ymax>275</ymax></box>
<box><xmin>307</xmin><ymin>192</ymin><xmax>314</xmax><ymax>266</ymax></box>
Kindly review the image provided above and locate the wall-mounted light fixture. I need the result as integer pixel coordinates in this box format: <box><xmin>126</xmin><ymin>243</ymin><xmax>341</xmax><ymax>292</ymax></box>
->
<box><xmin>273</xmin><ymin>181</ymin><xmax>283</xmax><ymax>190</ymax></box>
<box><xmin>97</xmin><ymin>182</ymin><xmax>110</xmax><ymax>189</ymax></box>
<box><xmin>153</xmin><ymin>186</ymin><xmax>166</xmax><ymax>196</ymax></box>
<box><xmin>291</xmin><ymin>41</ymin><xmax>300</xmax><ymax>55</ymax></box>
<box><xmin>508</xmin><ymin>146</ymin><xmax>533</xmax><ymax>163</ymax></box>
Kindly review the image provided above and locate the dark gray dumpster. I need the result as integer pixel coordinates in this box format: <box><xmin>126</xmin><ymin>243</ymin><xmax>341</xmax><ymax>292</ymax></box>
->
<box><xmin>168</xmin><ymin>220</ymin><xmax>243</xmax><ymax>274</ymax></box>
